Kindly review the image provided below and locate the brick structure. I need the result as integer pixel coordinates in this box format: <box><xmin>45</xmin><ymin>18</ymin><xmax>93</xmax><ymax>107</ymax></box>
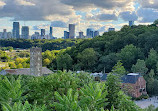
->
<box><xmin>92</xmin><ymin>73</ymin><xmax>147</xmax><ymax>98</ymax></box>
<box><xmin>122</xmin><ymin>73</ymin><xmax>147</xmax><ymax>98</ymax></box>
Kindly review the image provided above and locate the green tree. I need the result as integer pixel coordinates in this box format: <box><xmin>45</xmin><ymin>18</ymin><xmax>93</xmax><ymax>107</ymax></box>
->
<box><xmin>146</xmin><ymin>49</ymin><xmax>158</xmax><ymax>71</ymax></box>
<box><xmin>53</xmin><ymin>83</ymin><xmax>108</xmax><ymax>111</ymax></box>
<box><xmin>43</xmin><ymin>58</ymin><xmax>51</xmax><ymax>66</ymax></box>
<box><xmin>16</xmin><ymin>63</ymin><xmax>23</xmax><ymax>69</ymax></box>
<box><xmin>154</xmin><ymin>19</ymin><xmax>158</xmax><ymax>25</ymax></box>
<box><xmin>131</xmin><ymin>59</ymin><xmax>148</xmax><ymax>75</ymax></box>
<box><xmin>56</xmin><ymin>54</ymin><xmax>73</xmax><ymax>71</ymax></box>
<box><xmin>146</xmin><ymin>69</ymin><xmax>155</xmax><ymax>95</ymax></box>
<box><xmin>0</xmin><ymin>76</ymin><xmax>23</xmax><ymax>105</ymax></box>
<box><xmin>111</xmin><ymin>60</ymin><xmax>126</xmax><ymax>76</ymax></box>
<box><xmin>106</xmin><ymin>74</ymin><xmax>121</xmax><ymax>109</ymax></box>
<box><xmin>117</xmin><ymin>44</ymin><xmax>144</xmax><ymax>71</ymax></box>
<box><xmin>98</xmin><ymin>53</ymin><xmax>118</xmax><ymax>73</ymax></box>
<box><xmin>77</xmin><ymin>48</ymin><xmax>97</xmax><ymax>71</ymax></box>
<box><xmin>9</xmin><ymin>62</ymin><xmax>16</xmax><ymax>69</ymax></box>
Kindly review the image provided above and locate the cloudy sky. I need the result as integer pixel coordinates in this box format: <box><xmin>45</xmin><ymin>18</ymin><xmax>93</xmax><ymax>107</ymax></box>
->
<box><xmin>0</xmin><ymin>0</ymin><xmax>158</xmax><ymax>37</ymax></box>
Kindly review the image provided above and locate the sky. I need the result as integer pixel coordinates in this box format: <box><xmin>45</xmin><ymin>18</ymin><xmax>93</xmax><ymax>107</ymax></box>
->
<box><xmin>0</xmin><ymin>0</ymin><xmax>158</xmax><ymax>38</ymax></box>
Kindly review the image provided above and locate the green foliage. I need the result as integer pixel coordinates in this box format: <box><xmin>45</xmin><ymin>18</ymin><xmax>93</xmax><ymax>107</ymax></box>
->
<box><xmin>2</xmin><ymin>101</ymin><xmax>46</xmax><ymax>111</ymax></box>
<box><xmin>53</xmin><ymin>88</ymin><xmax>81</xmax><ymax>111</ymax></box>
<box><xmin>79</xmin><ymin>83</ymin><xmax>108</xmax><ymax>110</ymax></box>
<box><xmin>144</xmin><ymin>105</ymin><xmax>158</xmax><ymax>111</ymax></box>
<box><xmin>111</xmin><ymin>61</ymin><xmax>126</xmax><ymax>76</ymax></box>
<box><xmin>43</xmin><ymin>58</ymin><xmax>51</xmax><ymax>66</ymax></box>
<box><xmin>0</xmin><ymin>71</ymin><xmax>143</xmax><ymax>111</ymax></box>
<box><xmin>98</xmin><ymin>53</ymin><xmax>118</xmax><ymax>73</ymax></box>
<box><xmin>53</xmin><ymin>83</ymin><xmax>108</xmax><ymax>111</ymax></box>
<box><xmin>146</xmin><ymin>49</ymin><xmax>158</xmax><ymax>71</ymax></box>
<box><xmin>77</xmin><ymin>48</ymin><xmax>97</xmax><ymax>71</ymax></box>
<box><xmin>0</xmin><ymin>50</ymin><xmax>10</xmax><ymax>62</ymax></box>
<box><xmin>56</xmin><ymin>54</ymin><xmax>73</xmax><ymax>71</ymax></box>
<box><xmin>146</xmin><ymin>69</ymin><xmax>155</xmax><ymax>95</ymax></box>
<box><xmin>8</xmin><ymin>62</ymin><xmax>16</xmax><ymax>69</ymax></box>
<box><xmin>0</xmin><ymin>76</ymin><xmax>23</xmax><ymax>105</ymax></box>
<box><xmin>154</xmin><ymin>19</ymin><xmax>158</xmax><ymax>25</ymax></box>
<box><xmin>0</xmin><ymin>39</ymin><xmax>83</xmax><ymax>51</ymax></box>
<box><xmin>106</xmin><ymin>74</ymin><xmax>121</xmax><ymax>109</ymax></box>
<box><xmin>17</xmin><ymin>63</ymin><xmax>23</xmax><ymax>69</ymax></box>
<box><xmin>131</xmin><ymin>59</ymin><xmax>148</xmax><ymax>75</ymax></box>
<box><xmin>27</xmin><ymin>71</ymin><xmax>92</xmax><ymax>108</ymax></box>
<box><xmin>117</xmin><ymin>44</ymin><xmax>144</xmax><ymax>71</ymax></box>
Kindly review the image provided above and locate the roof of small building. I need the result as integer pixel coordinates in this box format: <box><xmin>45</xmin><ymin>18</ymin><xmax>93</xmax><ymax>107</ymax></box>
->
<box><xmin>95</xmin><ymin>73</ymin><xmax>142</xmax><ymax>84</ymax></box>
<box><xmin>121</xmin><ymin>74</ymin><xmax>141</xmax><ymax>84</ymax></box>
<box><xmin>1</xmin><ymin>67</ymin><xmax>53</xmax><ymax>76</ymax></box>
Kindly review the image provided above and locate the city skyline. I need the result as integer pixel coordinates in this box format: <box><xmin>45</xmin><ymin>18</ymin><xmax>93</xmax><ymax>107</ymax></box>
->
<box><xmin>0</xmin><ymin>0</ymin><xmax>157</xmax><ymax>38</ymax></box>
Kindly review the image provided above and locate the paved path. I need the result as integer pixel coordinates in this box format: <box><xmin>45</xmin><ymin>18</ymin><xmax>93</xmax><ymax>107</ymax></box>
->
<box><xmin>135</xmin><ymin>96</ymin><xmax>158</xmax><ymax>109</ymax></box>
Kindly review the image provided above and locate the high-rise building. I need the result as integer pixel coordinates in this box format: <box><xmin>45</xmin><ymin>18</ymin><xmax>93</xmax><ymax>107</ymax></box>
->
<box><xmin>79</xmin><ymin>31</ymin><xmax>84</xmax><ymax>38</ymax></box>
<box><xmin>13</xmin><ymin>22</ymin><xmax>20</xmax><ymax>39</ymax></box>
<box><xmin>129</xmin><ymin>21</ymin><xmax>134</xmax><ymax>27</ymax></box>
<box><xmin>86</xmin><ymin>28</ymin><xmax>92</xmax><ymax>37</ymax></box>
<box><xmin>108</xmin><ymin>28</ymin><xmax>115</xmax><ymax>32</ymax></box>
<box><xmin>90</xmin><ymin>31</ymin><xmax>94</xmax><ymax>38</ymax></box>
<box><xmin>41</xmin><ymin>29</ymin><xmax>45</xmax><ymax>39</ymax></box>
<box><xmin>31</xmin><ymin>32</ymin><xmax>40</xmax><ymax>40</ymax></box>
<box><xmin>7</xmin><ymin>32</ymin><xmax>12</xmax><ymax>39</ymax></box>
<box><xmin>30</xmin><ymin>47</ymin><xmax>42</xmax><ymax>76</ymax></box>
<box><xmin>94</xmin><ymin>31</ymin><xmax>99</xmax><ymax>37</ymax></box>
<box><xmin>69</xmin><ymin>24</ymin><xmax>75</xmax><ymax>39</ymax></box>
<box><xmin>50</xmin><ymin>27</ymin><xmax>53</xmax><ymax>38</ymax></box>
<box><xmin>2</xmin><ymin>29</ymin><xmax>7</xmax><ymax>39</ymax></box>
<box><xmin>22</xmin><ymin>26</ymin><xmax>29</xmax><ymax>39</ymax></box>
<box><xmin>64</xmin><ymin>31</ymin><xmax>69</xmax><ymax>39</ymax></box>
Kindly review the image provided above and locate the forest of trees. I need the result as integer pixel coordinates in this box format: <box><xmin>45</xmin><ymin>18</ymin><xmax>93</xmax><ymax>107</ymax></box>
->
<box><xmin>0</xmin><ymin>39</ymin><xmax>83</xmax><ymax>51</ymax></box>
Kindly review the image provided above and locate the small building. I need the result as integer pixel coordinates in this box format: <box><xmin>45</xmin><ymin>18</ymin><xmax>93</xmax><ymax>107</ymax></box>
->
<box><xmin>91</xmin><ymin>73</ymin><xmax>147</xmax><ymax>98</ymax></box>
<box><xmin>0</xmin><ymin>67</ymin><xmax>53</xmax><ymax>76</ymax></box>
<box><xmin>121</xmin><ymin>73</ymin><xmax>147</xmax><ymax>98</ymax></box>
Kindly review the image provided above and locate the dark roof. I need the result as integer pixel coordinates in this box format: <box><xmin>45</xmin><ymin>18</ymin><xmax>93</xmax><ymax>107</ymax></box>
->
<box><xmin>2</xmin><ymin>67</ymin><xmax>53</xmax><ymax>76</ymax></box>
<box><xmin>121</xmin><ymin>74</ymin><xmax>141</xmax><ymax>84</ymax></box>
<box><xmin>99</xmin><ymin>73</ymin><xmax>141</xmax><ymax>84</ymax></box>
<box><xmin>101</xmin><ymin>74</ymin><xmax>107</xmax><ymax>81</ymax></box>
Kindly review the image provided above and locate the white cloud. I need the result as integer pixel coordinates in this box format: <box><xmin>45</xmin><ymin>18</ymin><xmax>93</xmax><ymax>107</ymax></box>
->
<box><xmin>137</xmin><ymin>8</ymin><xmax>158</xmax><ymax>23</ymax></box>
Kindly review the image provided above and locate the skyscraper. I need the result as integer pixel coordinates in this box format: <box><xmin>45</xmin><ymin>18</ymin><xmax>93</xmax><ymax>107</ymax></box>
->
<box><xmin>90</xmin><ymin>31</ymin><xmax>94</xmax><ymax>38</ymax></box>
<box><xmin>41</xmin><ymin>29</ymin><xmax>45</xmax><ymax>39</ymax></box>
<box><xmin>108</xmin><ymin>28</ymin><xmax>115</xmax><ymax>32</ymax></box>
<box><xmin>79</xmin><ymin>31</ymin><xmax>84</xmax><ymax>38</ymax></box>
<box><xmin>13</xmin><ymin>22</ymin><xmax>20</xmax><ymax>39</ymax></box>
<box><xmin>129</xmin><ymin>21</ymin><xmax>134</xmax><ymax>27</ymax></box>
<box><xmin>64</xmin><ymin>31</ymin><xmax>69</xmax><ymax>39</ymax></box>
<box><xmin>22</xmin><ymin>26</ymin><xmax>29</xmax><ymax>39</ymax></box>
<box><xmin>50</xmin><ymin>26</ymin><xmax>53</xmax><ymax>38</ymax></box>
<box><xmin>69</xmin><ymin>24</ymin><xmax>75</xmax><ymax>39</ymax></box>
<box><xmin>2</xmin><ymin>29</ymin><xmax>7</xmax><ymax>39</ymax></box>
<box><xmin>94</xmin><ymin>31</ymin><xmax>99</xmax><ymax>37</ymax></box>
<box><xmin>86</xmin><ymin>28</ymin><xmax>92</xmax><ymax>37</ymax></box>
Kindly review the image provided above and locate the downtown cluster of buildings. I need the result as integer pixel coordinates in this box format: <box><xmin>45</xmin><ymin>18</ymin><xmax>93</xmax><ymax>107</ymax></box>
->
<box><xmin>0</xmin><ymin>22</ymin><xmax>54</xmax><ymax>40</ymax></box>
<box><xmin>0</xmin><ymin>21</ymin><xmax>135</xmax><ymax>40</ymax></box>
<box><xmin>63</xmin><ymin>24</ymin><xmax>100</xmax><ymax>39</ymax></box>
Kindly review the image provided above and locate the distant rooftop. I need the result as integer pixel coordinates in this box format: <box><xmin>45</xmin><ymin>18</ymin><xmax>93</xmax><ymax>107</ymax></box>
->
<box><xmin>0</xmin><ymin>67</ymin><xmax>53</xmax><ymax>76</ymax></box>
<box><xmin>127</xmin><ymin>73</ymin><xmax>139</xmax><ymax>76</ymax></box>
